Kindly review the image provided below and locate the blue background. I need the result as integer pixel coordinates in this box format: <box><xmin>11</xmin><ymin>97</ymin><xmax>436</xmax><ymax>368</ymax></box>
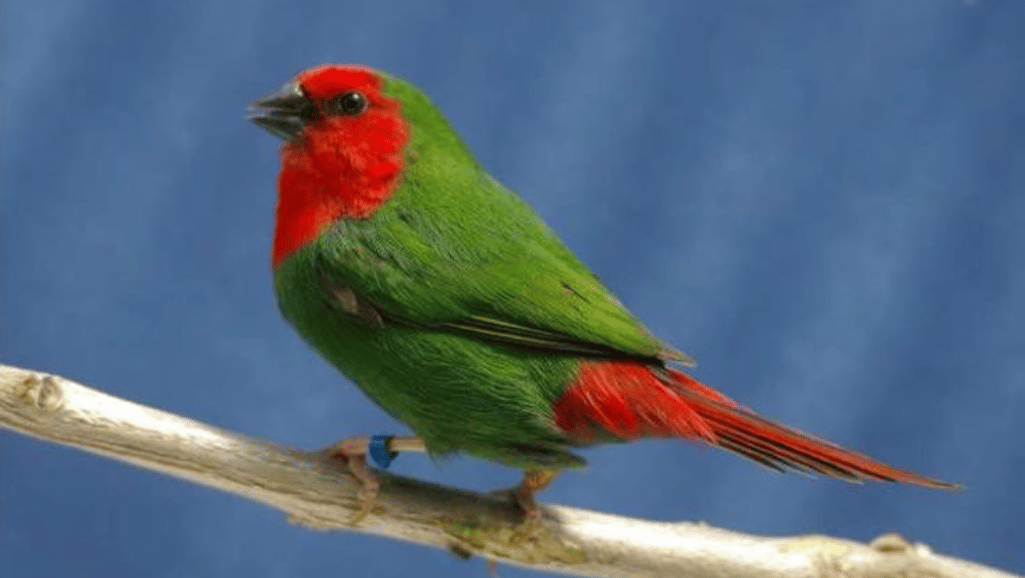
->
<box><xmin>2</xmin><ymin>1</ymin><xmax>1022</xmax><ymax>576</ymax></box>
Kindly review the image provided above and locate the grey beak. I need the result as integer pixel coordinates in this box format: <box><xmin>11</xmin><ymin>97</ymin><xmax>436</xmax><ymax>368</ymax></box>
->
<box><xmin>250</xmin><ymin>82</ymin><xmax>308</xmax><ymax>143</ymax></box>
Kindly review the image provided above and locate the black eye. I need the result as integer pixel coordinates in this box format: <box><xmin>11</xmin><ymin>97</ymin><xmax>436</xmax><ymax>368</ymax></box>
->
<box><xmin>331</xmin><ymin>91</ymin><xmax>368</xmax><ymax>116</ymax></box>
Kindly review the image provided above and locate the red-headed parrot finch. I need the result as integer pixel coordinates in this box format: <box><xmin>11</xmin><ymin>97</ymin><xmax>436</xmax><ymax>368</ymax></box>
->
<box><xmin>250</xmin><ymin>65</ymin><xmax>956</xmax><ymax>522</ymax></box>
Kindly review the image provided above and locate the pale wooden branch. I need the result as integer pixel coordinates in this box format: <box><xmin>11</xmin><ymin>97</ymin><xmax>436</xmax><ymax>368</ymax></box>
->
<box><xmin>0</xmin><ymin>363</ymin><xmax>1016</xmax><ymax>578</ymax></box>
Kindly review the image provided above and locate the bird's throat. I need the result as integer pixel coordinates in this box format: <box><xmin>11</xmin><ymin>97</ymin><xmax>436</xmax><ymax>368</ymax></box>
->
<box><xmin>271</xmin><ymin>114</ymin><xmax>409</xmax><ymax>269</ymax></box>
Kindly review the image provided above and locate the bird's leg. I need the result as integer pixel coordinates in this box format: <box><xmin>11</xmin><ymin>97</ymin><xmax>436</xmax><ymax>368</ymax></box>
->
<box><xmin>317</xmin><ymin>435</ymin><xmax>425</xmax><ymax>525</ymax></box>
<box><xmin>323</xmin><ymin>437</ymin><xmax>380</xmax><ymax>525</ymax></box>
<box><xmin>511</xmin><ymin>467</ymin><xmax>559</xmax><ymax>524</ymax></box>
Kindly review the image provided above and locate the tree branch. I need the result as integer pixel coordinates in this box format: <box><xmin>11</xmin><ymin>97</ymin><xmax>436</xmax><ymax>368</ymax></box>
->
<box><xmin>0</xmin><ymin>363</ymin><xmax>1016</xmax><ymax>578</ymax></box>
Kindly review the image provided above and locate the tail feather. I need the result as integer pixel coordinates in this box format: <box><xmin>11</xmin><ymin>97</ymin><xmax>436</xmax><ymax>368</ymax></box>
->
<box><xmin>553</xmin><ymin>361</ymin><xmax>958</xmax><ymax>489</ymax></box>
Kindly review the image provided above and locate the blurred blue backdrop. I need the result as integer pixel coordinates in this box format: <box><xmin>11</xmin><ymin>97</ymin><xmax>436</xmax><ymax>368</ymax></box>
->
<box><xmin>2</xmin><ymin>1</ymin><xmax>1022</xmax><ymax>576</ymax></box>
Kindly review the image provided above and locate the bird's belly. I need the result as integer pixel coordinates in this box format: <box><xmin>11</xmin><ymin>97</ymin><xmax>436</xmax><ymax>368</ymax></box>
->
<box><xmin>281</xmin><ymin>295</ymin><xmax>583</xmax><ymax>468</ymax></box>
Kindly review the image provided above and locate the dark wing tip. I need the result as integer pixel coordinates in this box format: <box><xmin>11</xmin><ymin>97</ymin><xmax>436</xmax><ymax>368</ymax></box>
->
<box><xmin>659</xmin><ymin>343</ymin><xmax>697</xmax><ymax>367</ymax></box>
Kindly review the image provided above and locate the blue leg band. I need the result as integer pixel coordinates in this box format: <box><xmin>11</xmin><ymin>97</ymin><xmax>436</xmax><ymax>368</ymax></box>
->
<box><xmin>368</xmin><ymin>435</ymin><xmax>398</xmax><ymax>469</ymax></box>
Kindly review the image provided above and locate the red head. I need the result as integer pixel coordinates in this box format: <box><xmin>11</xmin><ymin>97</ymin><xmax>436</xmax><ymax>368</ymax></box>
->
<box><xmin>251</xmin><ymin>65</ymin><xmax>410</xmax><ymax>268</ymax></box>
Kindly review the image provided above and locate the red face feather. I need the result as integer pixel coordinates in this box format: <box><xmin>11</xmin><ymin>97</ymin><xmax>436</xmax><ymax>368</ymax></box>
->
<box><xmin>272</xmin><ymin>65</ymin><xmax>410</xmax><ymax>268</ymax></box>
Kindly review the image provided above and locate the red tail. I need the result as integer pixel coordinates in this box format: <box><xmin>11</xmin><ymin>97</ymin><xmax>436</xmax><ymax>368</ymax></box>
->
<box><xmin>553</xmin><ymin>361</ymin><xmax>957</xmax><ymax>489</ymax></box>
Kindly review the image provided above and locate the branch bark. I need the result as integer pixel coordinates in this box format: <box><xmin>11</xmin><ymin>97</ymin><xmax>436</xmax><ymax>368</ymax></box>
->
<box><xmin>0</xmin><ymin>363</ymin><xmax>1016</xmax><ymax>578</ymax></box>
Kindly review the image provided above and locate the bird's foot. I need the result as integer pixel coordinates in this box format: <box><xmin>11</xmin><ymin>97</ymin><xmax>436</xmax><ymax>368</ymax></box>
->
<box><xmin>512</xmin><ymin>467</ymin><xmax>558</xmax><ymax>525</ymax></box>
<box><xmin>318</xmin><ymin>435</ymin><xmax>425</xmax><ymax>525</ymax></box>
<box><xmin>489</xmin><ymin>467</ymin><xmax>558</xmax><ymax>541</ymax></box>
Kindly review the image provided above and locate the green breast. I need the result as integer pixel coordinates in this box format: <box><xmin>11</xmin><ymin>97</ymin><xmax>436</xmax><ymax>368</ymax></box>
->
<box><xmin>273</xmin><ymin>234</ymin><xmax>584</xmax><ymax>469</ymax></box>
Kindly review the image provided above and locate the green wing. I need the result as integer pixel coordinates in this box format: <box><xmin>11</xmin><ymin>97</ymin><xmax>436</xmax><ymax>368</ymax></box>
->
<box><xmin>311</xmin><ymin>171</ymin><xmax>692</xmax><ymax>366</ymax></box>
<box><xmin>307</xmin><ymin>73</ymin><xmax>692</xmax><ymax>364</ymax></box>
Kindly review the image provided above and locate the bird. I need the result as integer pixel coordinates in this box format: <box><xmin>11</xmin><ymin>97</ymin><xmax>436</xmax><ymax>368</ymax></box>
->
<box><xmin>250</xmin><ymin>64</ymin><xmax>957</xmax><ymax>522</ymax></box>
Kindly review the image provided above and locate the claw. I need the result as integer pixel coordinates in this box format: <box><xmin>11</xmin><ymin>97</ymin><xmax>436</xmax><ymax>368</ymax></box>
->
<box><xmin>487</xmin><ymin>467</ymin><xmax>559</xmax><ymax>543</ymax></box>
<box><xmin>512</xmin><ymin>467</ymin><xmax>559</xmax><ymax>524</ymax></box>
<box><xmin>318</xmin><ymin>435</ymin><xmax>425</xmax><ymax>525</ymax></box>
<box><xmin>486</xmin><ymin>466</ymin><xmax>559</xmax><ymax>538</ymax></box>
